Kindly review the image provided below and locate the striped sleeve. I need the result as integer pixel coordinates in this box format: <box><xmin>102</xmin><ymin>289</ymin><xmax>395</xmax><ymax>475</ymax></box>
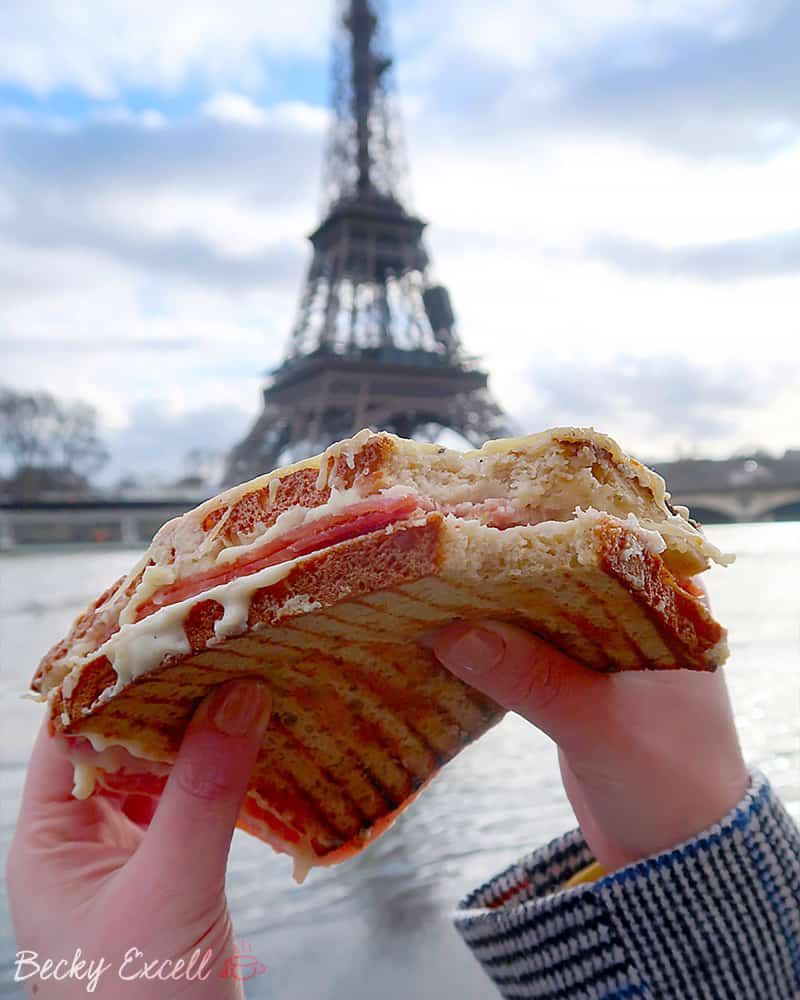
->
<box><xmin>453</xmin><ymin>771</ymin><xmax>800</xmax><ymax>999</ymax></box>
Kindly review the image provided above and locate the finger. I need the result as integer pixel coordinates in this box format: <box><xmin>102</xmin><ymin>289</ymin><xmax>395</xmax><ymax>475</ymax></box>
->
<box><xmin>17</xmin><ymin>716</ymin><xmax>80</xmax><ymax>822</ymax></box>
<box><xmin>132</xmin><ymin>678</ymin><xmax>271</xmax><ymax>907</ymax></box>
<box><xmin>432</xmin><ymin>620</ymin><xmax>611</xmax><ymax>748</ymax></box>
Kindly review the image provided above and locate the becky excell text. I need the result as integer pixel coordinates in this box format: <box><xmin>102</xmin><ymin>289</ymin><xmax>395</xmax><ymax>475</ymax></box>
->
<box><xmin>13</xmin><ymin>944</ymin><xmax>267</xmax><ymax>993</ymax></box>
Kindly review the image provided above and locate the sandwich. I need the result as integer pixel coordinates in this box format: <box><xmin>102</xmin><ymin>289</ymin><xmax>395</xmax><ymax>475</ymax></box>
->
<box><xmin>30</xmin><ymin>427</ymin><xmax>731</xmax><ymax>881</ymax></box>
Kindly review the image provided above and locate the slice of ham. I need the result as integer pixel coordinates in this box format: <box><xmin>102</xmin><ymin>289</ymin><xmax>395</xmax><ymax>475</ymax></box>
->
<box><xmin>133</xmin><ymin>492</ymin><xmax>546</xmax><ymax>624</ymax></box>
<box><xmin>57</xmin><ymin>731</ymin><xmax>435</xmax><ymax>883</ymax></box>
<box><xmin>134</xmin><ymin>493</ymin><xmax>423</xmax><ymax>622</ymax></box>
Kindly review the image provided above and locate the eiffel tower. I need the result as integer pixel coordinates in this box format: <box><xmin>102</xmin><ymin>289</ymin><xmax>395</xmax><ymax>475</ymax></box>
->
<box><xmin>225</xmin><ymin>0</ymin><xmax>508</xmax><ymax>484</ymax></box>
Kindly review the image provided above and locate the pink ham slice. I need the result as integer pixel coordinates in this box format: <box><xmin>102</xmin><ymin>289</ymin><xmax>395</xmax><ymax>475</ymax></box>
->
<box><xmin>134</xmin><ymin>493</ymin><xmax>423</xmax><ymax>622</ymax></box>
<box><xmin>132</xmin><ymin>492</ymin><xmax>546</xmax><ymax>624</ymax></box>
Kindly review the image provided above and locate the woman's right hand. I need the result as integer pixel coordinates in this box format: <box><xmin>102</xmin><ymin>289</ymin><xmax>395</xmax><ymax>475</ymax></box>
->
<box><xmin>431</xmin><ymin>619</ymin><xmax>748</xmax><ymax>873</ymax></box>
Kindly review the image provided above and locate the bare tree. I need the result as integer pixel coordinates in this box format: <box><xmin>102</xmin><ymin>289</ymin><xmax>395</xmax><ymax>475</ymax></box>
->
<box><xmin>0</xmin><ymin>387</ymin><xmax>108</xmax><ymax>497</ymax></box>
<box><xmin>51</xmin><ymin>399</ymin><xmax>109</xmax><ymax>478</ymax></box>
<box><xmin>0</xmin><ymin>389</ymin><xmax>56</xmax><ymax>469</ymax></box>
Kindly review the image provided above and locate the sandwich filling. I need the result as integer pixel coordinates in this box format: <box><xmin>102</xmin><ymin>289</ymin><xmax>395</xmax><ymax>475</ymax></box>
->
<box><xmin>37</xmin><ymin>427</ymin><xmax>726</xmax><ymax>691</ymax></box>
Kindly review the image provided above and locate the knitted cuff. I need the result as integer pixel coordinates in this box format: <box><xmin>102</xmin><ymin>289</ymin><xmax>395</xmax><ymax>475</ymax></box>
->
<box><xmin>454</xmin><ymin>771</ymin><xmax>800</xmax><ymax>1000</ymax></box>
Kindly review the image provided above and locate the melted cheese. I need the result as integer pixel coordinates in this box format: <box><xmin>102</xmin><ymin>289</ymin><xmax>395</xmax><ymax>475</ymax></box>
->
<box><xmin>65</xmin><ymin>732</ymin><xmax>174</xmax><ymax>799</ymax></box>
<box><xmin>72</xmin><ymin>763</ymin><xmax>98</xmax><ymax>799</ymax></box>
<box><xmin>58</xmin><ymin>557</ymin><xmax>300</xmax><ymax>704</ymax></box>
<box><xmin>316</xmin><ymin>428</ymin><xmax>375</xmax><ymax>491</ymax></box>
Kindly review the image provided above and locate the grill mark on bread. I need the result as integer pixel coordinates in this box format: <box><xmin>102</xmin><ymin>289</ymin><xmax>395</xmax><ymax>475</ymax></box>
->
<box><xmin>275</xmin><ymin>611</ymin><xmax>479</xmax><ymax>759</ymax></box>
<box><xmin>557</xmin><ymin>610</ymin><xmax>616</xmax><ymax>671</ymax></box>
<box><xmin>247</xmin><ymin>742</ymin><xmax>350</xmax><ymax>848</ymax></box>
<box><xmin>100</xmin><ymin>711</ymin><xmax>178</xmax><ymax>736</ymax></box>
<box><xmin>329</xmin><ymin>661</ymin><xmax>462</xmax><ymax>764</ymax></box>
<box><xmin>604</xmin><ymin>587</ymin><xmax>676</xmax><ymax>669</ymax></box>
<box><xmin>262</xmin><ymin>720</ymin><xmax>364</xmax><ymax>843</ymax></box>
<box><xmin>277</xmin><ymin>708</ymin><xmax>378</xmax><ymax>827</ymax></box>
<box><xmin>285</xmin><ymin>647</ymin><xmax>440</xmax><ymax>786</ymax></box>
<box><xmin>605</xmin><ymin>607</ymin><xmax>650</xmax><ymax>668</ymax></box>
<box><xmin>206</xmin><ymin>625</ymin><xmax>462</xmax><ymax>806</ymax></box>
<box><xmin>259</xmin><ymin>751</ymin><xmax>358</xmax><ymax>847</ymax></box>
<box><xmin>574</xmin><ymin>577</ymin><xmax>652</xmax><ymax>669</ymax></box>
<box><xmin>215</xmin><ymin>640</ymin><xmax>417</xmax><ymax>824</ymax></box>
<box><xmin>294</xmin><ymin>652</ymin><xmax>441</xmax><ymax>778</ymax></box>
<box><xmin>272</xmin><ymin>682</ymin><xmax>403</xmax><ymax>820</ymax></box>
<box><xmin>572</xmin><ymin>574</ymin><xmax>676</xmax><ymax>669</ymax></box>
<box><xmin>348</xmin><ymin>647</ymin><xmax>485</xmax><ymax>752</ymax></box>
<box><xmin>394</xmin><ymin>579</ymin><xmax>497</xmax><ymax>614</ymax></box>
<box><xmin>388</xmin><ymin>577</ymin><xmax>606</xmax><ymax>668</ymax></box>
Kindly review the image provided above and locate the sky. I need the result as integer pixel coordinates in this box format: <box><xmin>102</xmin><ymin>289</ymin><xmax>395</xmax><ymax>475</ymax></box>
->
<box><xmin>1</xmin><ymin>0</ymin><xmax>799</xmax><ymax>486</ymax></box>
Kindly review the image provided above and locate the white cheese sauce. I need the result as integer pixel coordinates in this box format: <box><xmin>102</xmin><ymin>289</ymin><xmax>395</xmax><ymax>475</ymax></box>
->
<box><xmin>59</xmin><ymin>557</ymin><xmax>300</xmax><ymax>706</ymax></box>
<box><xmin>316</xmin><ymin>428</ymin><xmax>374</xmax><ymax>491</ymax></box>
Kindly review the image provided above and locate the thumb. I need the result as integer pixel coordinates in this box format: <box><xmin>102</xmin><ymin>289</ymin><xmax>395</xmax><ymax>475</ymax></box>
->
<box><xmin>132</xmin><ymin>678</ymin><xmax>271</xmax><ymax>910</ymax></box>
<box><xmin>432</xmin><ymin>620</ymin><xmax>609</xmax><ymax>749</ymax></box>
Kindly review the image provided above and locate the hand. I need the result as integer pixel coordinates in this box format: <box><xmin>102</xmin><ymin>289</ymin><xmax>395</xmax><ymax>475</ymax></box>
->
<box><xmin>6</xmin><ymin>678</ymin><xmax>271</xmax><ymax>999</ymax></box>
<box><xmin>432</xmin><ymin>619</ymin><xmax>748</xmax><ymax>873</ymax></box>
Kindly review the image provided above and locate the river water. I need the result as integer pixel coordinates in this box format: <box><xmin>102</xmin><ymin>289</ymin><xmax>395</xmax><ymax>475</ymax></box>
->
<box><xmin>1</xmin><ymin>523</ymin><xmax>798</xmax><ymax>998</ymax></box>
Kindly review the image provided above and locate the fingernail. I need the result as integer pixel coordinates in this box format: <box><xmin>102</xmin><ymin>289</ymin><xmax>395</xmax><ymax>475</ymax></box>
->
<box><xmin>209</xmin><ymin>681</ymin><xmax>271</xmax><ymax>737</ymax></box>
<box><xmin>435</xmin><ymin>625</ymin><xmax>505</xmax><ymax>676</ymax></box>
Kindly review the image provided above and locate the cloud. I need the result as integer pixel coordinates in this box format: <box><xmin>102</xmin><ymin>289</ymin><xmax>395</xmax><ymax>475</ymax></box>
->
<box><xmin>103</xmin><ymin>398</ymin><xmax>254</xmax><ymax>483</ymax></box>
<box><xmin>2</xmin><ymin>334</ymin><xmax>199</xmax><ymax>354</ymax></box>
<box><xmin>202</xmin><ymin>93</ymin><xmax>268</xmax><ymax>127</ymax></box>
<box><xmin>7</xmin><ymin>212</ymin><xmax>305</xmax><ymax>292</ymax></box>
<box><xmin>517</xmin><ymin>356</ymin><xmax>796</xmax><ymax>459</ymax></box>
<box><xmin>0</xmin><ymin>0</ymin><xmax>330</xmax><ymax>98</ymax></box>
<box><xmin>586</xmin><ymin>229</ymin><xmax>800</xmax><ymax>281</ymax></box>
<box><xmin>0</xmin><ymin>100</ymin><xmax>322</xmax><ymax>456</ymax></box>
<box><xmin>396</xmin><ymin>0</ymin><xmax>768</xmax><ymax>76</ymax></box>
<box><xmin>0</xmin><ymin>101</ymin><xmax>324</xmax><ymax>202</ymax></box>
<box><xmin>0</xmin><ymin>102</ymin><xmax>322</xmax><ymax>294</ymax></box>
<box><xmin>399</xmin><ymin>0</ymin><xmax>800</xmax><ymax>160</ymax></box>
<box><xmin>553</xmin><ymin>0</ymin><xmax>800</xmax><ymax>158</ymax></box>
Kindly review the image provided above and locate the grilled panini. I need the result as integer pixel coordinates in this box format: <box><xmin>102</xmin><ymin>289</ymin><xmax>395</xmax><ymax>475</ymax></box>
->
<box><xmin>30</xmin><ymin>427</ymin><xmax>731</xmax><ymax>880</ymax></box>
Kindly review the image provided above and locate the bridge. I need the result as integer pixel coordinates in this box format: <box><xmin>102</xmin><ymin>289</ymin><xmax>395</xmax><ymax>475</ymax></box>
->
<box><xmin>666</xmin><ymin>488</ymin><xmax>800</xmax><ymax>524</ymax></box>
<box><xmin>0</xmin><ymin>499</ymin><xmax>198</xmax><ymax>551</ymax></box>
<box><xmin>652</xmin><ymin>453</ymin><xmax>800</xmax><ymax>525</ymax></box>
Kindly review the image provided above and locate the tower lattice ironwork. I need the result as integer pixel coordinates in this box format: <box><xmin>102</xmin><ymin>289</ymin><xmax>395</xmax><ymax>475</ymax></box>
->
<box><xmin>225</xmin><ymin>0</ymin><xmax>508</xmax><ymax>484</ymax></box>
